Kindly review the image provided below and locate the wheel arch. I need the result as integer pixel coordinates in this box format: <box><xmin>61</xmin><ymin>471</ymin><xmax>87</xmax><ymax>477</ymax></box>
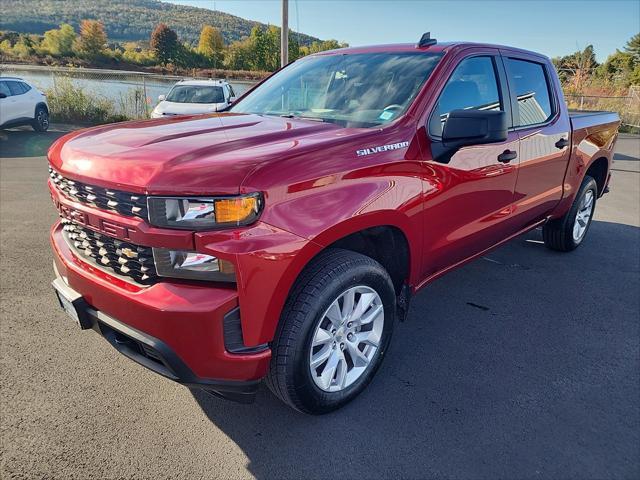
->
<box><xmin>585</xmin><ymin>156</ymin><xmax>609</xmax><ymax>197</ymax></box>
<box><xmin>327</xmin><ymin>225</ymin><xmax>410</xmax><ymax>294</ymax></box>
<box><xmin>34</xmin><ymin>102</ymin><xmax>49</xmax><ymax>116</ymax></box>
<box><xmin>302</xmin><ymin>212</ymin><xmax>418</xmax><ymax>293</ymax></box>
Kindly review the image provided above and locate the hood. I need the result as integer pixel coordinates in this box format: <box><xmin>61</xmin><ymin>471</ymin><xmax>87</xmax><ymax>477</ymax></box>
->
<box><xmin>153</xmin><ymin>100</ymin><xmax>226</xmax><ymax>116</ymax></box>
<box><xmin>49</xmin><ymin>113</ymin><xmax>344</xmax><ymax>195</ymax></box>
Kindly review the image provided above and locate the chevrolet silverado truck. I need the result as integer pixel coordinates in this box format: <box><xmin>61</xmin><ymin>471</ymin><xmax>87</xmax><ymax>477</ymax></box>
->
<box><xmin>49</xmin><ymin>35</ymin><xmax>620</xmax><ymax>414</ymax></box>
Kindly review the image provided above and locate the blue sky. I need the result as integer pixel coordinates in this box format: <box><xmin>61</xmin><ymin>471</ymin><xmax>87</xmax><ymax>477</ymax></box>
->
<box><xmin>167</xmin><ymin>0</ymin><xmax>639</xmax><ymax>61</ymax></box>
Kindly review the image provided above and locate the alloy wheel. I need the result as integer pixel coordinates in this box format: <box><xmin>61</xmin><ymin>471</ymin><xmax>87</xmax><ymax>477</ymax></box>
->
<box><xmin>573</xmin><ymin>189</ymin><xmax>594</xmax><ymax>242</ymax></box>
<box><xmin>309</xmin><ymin>285</ymin><xmax>384</xmax><ymax>392</ymax></box>
<box><xmin>38</xmin><ymin>110</ymin><xmax>49</xmax><ymax>130</ymax></box>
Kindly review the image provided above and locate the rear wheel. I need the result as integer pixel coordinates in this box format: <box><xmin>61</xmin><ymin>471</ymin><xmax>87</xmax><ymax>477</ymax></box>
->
<box><xmin>543</xmin><ymin>175</ymin><xmax>597</xmax><ymax>251</ymax></box>
<box><xmin>32</xmin><ymin>105</ymin><xmax>49</xmax><ymax>132</ymax></box>
<box><xmin>266</xmin><ymin>249</ymin><xmax>396</xmax><ymax>414</ymax></box>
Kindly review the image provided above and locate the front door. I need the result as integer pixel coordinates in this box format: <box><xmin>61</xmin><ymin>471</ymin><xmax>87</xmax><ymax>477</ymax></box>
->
<box><xmin>419</xmin><ymin>53</ymin><xmax>520</xmax><ymax>279</ymax></box>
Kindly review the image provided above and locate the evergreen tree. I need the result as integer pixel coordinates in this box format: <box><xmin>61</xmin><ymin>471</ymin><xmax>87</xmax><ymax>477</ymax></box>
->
<box><xmin>624</xmin><ymin>33</ymin><xmax>640</xmax><ymax>64</ymax></box>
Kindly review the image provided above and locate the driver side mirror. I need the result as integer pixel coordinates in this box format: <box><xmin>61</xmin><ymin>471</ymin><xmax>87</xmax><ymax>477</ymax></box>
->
<box><xmin>432</xmin><ymin>109</ymin><xmax>508</xmax><ymax>163</ymax></box>
<box><xmin>228</xmin><ymin>96</ymin><xmax>236</xmax><ymax>104</ymax></box>
<box><xmin>158</xmin><ymin>94</ymin><xmax>166</xmax><ymax>101</ymax></box>
<box><xmin>0</xmin><ymin>92</ymin><xmax>6</xmax><ymax>99</ymax></box>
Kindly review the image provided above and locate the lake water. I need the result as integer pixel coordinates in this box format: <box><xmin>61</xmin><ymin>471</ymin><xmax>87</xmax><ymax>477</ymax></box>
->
<box><xmin>1</xmin><ymin>66</ymin><xmax>257</xmax><ymax>114</ymax></box>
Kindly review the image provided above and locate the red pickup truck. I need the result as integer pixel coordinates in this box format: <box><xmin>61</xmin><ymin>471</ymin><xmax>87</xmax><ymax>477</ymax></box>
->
<box><xmin>49</xmin><ymin>36</ymin><xmax>620</xmax><ymax>414</ymax></box>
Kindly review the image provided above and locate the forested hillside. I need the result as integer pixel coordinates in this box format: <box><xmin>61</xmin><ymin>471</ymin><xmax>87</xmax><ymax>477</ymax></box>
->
<box><xmin>0</xmin><ymin>0</ymin><xmax>321</xmax><ymax>45</ymax></box>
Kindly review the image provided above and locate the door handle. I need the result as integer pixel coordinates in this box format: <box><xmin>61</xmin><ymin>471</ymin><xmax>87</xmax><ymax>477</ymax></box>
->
<box><xmin>497</xmin><ymin>150</ymin><xmax>517</xmax><ymax>163</ymax></box>
<box><xmin>555</xmin><ymin>137</ymin><xmax>569</xmax><ymax>149</ymax></box>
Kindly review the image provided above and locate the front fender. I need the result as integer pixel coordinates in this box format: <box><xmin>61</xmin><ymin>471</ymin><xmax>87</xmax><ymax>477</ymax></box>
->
<box><xmin>197</xmin><ymin>210</ymin><xmax>420</xmax><ymax>347</ymax></box>
<box><xmin>225</xmin><ymin>160</ymin><xmax>425</xmax><ymax>346</ymax></box>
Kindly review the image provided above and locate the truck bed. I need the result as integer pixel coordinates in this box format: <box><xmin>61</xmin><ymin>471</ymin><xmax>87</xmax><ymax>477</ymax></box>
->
<box><xmin>569</xmin><ymin>110</ymin><xmax>620</xmax><ymax>132</ymax></box>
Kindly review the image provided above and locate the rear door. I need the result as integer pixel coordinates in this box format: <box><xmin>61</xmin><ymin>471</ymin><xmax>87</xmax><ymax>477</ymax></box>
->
<box><xmin>0</xmin><ymin>81</ymin><xmax>13</xmax><ymax>125</ymax></box>
<box><xmin>419</xmin><ymin>50</ymin><xmax>520</xmax><ymax>278</ymax></box>
<box><xmin>6</xmin><ymin>81</ymin><xmax>32</xmax><ymax>120</ymax></box>
<box><xmin>502</xmin><ymin>52</ymin><xmax>571</xmax><ymax>227</ymax></box>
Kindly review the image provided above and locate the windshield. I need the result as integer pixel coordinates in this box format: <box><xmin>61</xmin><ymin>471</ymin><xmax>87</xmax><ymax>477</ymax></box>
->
<box><xmin>166</xmin><ymin>85</ymin><xmax>225</xmax><ymax>104</ymax></box>
<box><xmin>230</xmin><ymin>52</ymin><xmax>442</xmax><ymax>128</ymax></box>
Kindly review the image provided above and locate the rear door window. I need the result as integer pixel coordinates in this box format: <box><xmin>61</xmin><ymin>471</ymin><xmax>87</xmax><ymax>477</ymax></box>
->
<box><xmin>0</xmin><ymin>81</ymin><xmax>11</xmax><ymax>97</ymax></box>
<box><xmin>505</xmin><ymin>58</ymin><xmax>553</xmax><ymax>126</ymax></box>
<box><xmin>7</xmin><ymin>81</ymin><xmax>26</xmax><ymax>96</ymax></box>
<box><xmin>429</xmin><ymin>56</ymin><xmax>503</xmax><ymax>137</ymax></box>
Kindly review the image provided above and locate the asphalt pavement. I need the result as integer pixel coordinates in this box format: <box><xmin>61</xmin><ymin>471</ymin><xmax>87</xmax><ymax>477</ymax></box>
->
<box><xmin>1</xmin><ymin>127</ymin><xmax>638</xmax><ymax>479</ymax></box>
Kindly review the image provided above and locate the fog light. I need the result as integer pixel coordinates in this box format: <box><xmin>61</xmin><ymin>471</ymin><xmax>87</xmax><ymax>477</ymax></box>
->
<box><xmin>152</xmin><ymin>248</ymin><xmax>235</xmax><ymax>282</ymax></box>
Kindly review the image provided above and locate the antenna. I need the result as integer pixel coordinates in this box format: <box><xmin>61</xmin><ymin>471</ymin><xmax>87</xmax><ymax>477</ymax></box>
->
<box><xmin>418</xmin><ymin>32</ymin><xmax>437</xmax><ymax>48</ymax></box>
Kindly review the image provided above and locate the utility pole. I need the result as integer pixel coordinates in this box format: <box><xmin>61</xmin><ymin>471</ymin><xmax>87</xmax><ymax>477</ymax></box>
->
<box><xmin>281</xmin><ymin>0</ymin><xmax>289</xmax><ymax>67</ymax></box>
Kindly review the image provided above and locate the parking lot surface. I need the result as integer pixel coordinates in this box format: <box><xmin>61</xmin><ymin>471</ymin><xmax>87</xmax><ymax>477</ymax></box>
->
<box><xmin>1</xmin><ymin>128</ymin><xmax>638</xmax><ymax>479</ymax></box>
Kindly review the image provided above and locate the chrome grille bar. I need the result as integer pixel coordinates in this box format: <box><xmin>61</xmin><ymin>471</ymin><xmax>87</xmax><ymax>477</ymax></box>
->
<box><xmin>49</xmin><ymin>165</ymin><xmax>148</xmax><ymax>220</ymax></box>
<box><xmin>61</xmin><ymin>219</ymin><xmax>158</xmax><ymax>285</ymax></box>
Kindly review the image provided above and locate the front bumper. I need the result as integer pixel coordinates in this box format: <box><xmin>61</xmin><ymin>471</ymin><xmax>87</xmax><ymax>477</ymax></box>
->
<box><xmin>51</xmin><ymin>222</ymin><xmax>271</xmax><ymax>402</ymax></box>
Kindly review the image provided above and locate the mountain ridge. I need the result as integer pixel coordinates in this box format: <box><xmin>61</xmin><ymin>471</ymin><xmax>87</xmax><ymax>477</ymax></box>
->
<box><xmin>0</xmin><ymin>0</ymin><xmax>322</xmax><ymax>45</ymax></box>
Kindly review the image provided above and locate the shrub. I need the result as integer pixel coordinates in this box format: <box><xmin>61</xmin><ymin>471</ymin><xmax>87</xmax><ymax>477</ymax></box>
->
<box><xmin>45</xmin><ymin>77</ymin><xmax>128</xmax><ymax>125</ymax></box>
<box><xmin>116</xmin><ymin>86</ymin><xmax>149</xmax><ymax>120</ymax></box>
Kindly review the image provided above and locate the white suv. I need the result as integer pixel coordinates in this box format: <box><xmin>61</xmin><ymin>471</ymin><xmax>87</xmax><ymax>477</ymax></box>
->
<box><xmin>151</xmin><ymin>79</ymin><xmax>236</xmax><ymax>118</ymax></box>
<box><xmin>0</xmin><ymin>77</ymin><xmax>49</xmax><ymax>132</ymax></box>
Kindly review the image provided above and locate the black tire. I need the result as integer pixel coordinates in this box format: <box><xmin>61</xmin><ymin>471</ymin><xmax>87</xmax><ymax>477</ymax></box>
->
<box><xmin>32</xmin><ymin>105</ymin><xmax>49</xmax><ymax>132</ymax></box>
<box><xmin>542</xmin><ymin>175</ymin><xmax>598</xmax><ymax>252</ymax></box>
<box><xmin>266</xmin><ymin>248</ymin><xmax>396</xmax><ymax>414</ymax></box>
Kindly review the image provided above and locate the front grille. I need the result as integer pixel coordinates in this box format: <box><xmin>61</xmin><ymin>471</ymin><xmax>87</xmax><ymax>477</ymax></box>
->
<box><xmin>62</xmin><ymin>219</ymin><xmax>158</xmax><ymax>285</ymax></box>
<box><xmin>49</xmin><ymin>166</ymin><xmax>148</xmax><ymax>220</ymax></box>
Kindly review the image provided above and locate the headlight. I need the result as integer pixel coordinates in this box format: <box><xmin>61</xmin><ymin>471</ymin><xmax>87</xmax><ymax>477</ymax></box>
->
<box><xmin>147</xmin><ymin>193</ymin><xmax>263</xmax><ymax>230</ymax></box>
<box><xmin>153</xmin><ymin>248</ymin><xmax>236</xmax><ymax>282</ymax></box>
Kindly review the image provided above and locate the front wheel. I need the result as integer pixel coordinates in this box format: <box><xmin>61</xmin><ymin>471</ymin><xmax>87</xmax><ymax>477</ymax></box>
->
<box><xmin>266</xmin><ymin>249</ymin><xmax>396</xmax><ymax>414</ymax></box>
<box><xmin>32</xmin><ymin>106</ymin><xmax>49</xmax><ymax>132</ymax></box>
<box><xmin>543</xmin><ymin>175</ymin><xmax>598</xmax><ymax>251</ymax></box>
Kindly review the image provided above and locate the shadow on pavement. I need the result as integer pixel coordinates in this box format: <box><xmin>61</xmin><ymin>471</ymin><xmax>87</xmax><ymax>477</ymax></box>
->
<box><xmin>192</xmin><ymin>221</ymin><xmax>639</xmax><ymax>479</ymax></box>
<box><xmin>614</xmin><ymin>153</ymin><xmax>639</xmax><ymax>162</ymax></box>
<box><xmin>0</xmin><ymin>127</ymin><xmax>71</xmax><ymax>158</ymax></box>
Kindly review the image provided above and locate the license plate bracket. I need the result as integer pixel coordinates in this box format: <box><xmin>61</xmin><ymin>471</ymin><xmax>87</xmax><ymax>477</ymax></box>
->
<box><xmin>52</xmin><ymin>277</ymin><xmax>93</xmax><ymax>330</ymax></box>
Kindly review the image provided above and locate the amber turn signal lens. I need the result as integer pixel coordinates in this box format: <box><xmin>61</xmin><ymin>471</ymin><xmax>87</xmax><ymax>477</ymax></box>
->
<box><xmin>215</xmin><ymin>196</ymin><xmax>259</xmax><ymax>224</ymax></box>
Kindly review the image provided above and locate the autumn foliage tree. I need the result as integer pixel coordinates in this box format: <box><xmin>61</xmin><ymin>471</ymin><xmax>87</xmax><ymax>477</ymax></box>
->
<box><xmin>40</xmin><ymin>23</ymin><xmax>76</xmax><ymax>56</ymax></box>
<box><xmin>75</xmin><ymin>20</ymin><xmax>107</xmax><ymax>58</ymax></box>
<box><xmin>552</xmin><ymin>45</ymin><xmax>597</xmax><ymax>93</ymax></box>
<box><xmin>150</xmin><ymin>23</ymin><xmax>178</xmax><ymax>65</ymax></box>
<box><xmin>197</xmin><ymin>25</ymin><xmax>224</xmax><ymax>66</ymax></box>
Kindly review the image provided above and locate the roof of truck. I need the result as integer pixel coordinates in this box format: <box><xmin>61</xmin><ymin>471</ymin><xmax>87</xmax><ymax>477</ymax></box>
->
<box><xmin>313</xmin><ymin>42</ymin><xmax>549</xmax><ymax>60</ymax></box>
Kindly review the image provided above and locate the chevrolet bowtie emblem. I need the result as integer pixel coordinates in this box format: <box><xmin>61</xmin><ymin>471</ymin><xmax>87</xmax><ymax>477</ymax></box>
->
<box><xmin>121</xmin><ymin>247</ymin><xmax>138</xmax><ymax>259</ymax></box>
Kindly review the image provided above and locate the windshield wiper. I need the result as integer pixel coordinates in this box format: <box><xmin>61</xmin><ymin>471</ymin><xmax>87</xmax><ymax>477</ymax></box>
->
<box><xmin>280</xmin><ymin>113</ymin><xmax>325</xmax><ymax>122</ymax></box>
